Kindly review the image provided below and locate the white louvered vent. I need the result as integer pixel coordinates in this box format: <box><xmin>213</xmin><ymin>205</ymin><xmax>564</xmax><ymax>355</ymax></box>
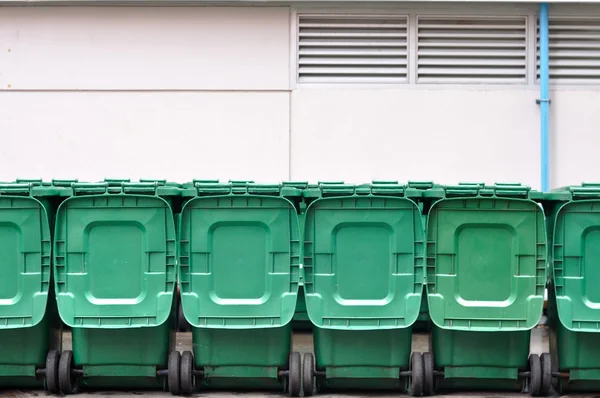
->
<box><xmin>417</xmin><ymin>16</ymin><xmax>528</xmax><ymax>83</ymax></box>
<box><xmin>537</xmin><ymin>17</ymin><xmax>600</xmax><ymax>83</ymax></box>
<box><xmin>297</xmin><ymin>15</ymin><xmax>408</xmax><ymax>83</ymax></box>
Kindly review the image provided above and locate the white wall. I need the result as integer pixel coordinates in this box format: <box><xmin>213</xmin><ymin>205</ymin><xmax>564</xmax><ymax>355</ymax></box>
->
<box><xmin>551</xmin><ymin>90</ymin><xmax>600</xmax><ymax>188</ymax></box>
<box><xmin>291</xmin><ymin>88</ymin><xmax>540</xmax><ymax>186</ymax></box>
<box><xmin>0</xmin><ymin>7</ymin><xmax>291</xmax><ymax>182</ymax></box>
<box><xmin>0</xmin><ymin>7</ymin><xmax>291</xmax><ymax>90</ymax></box>
<box><xmin>0</xmin><ymin>91</ymin><xmax>290</xmax><ymax>181</ymax></box>
<box><xmin>0</xmin><ymin>4</ymin><xmax>598</xmax><ymax>188</ymax></box>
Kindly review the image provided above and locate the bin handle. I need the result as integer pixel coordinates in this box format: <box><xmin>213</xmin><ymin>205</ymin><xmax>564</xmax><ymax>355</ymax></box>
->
<box><xmin>192</xmin><ymin>179</ymin><xmax>220</xmax><ymax>185</ymax></box>
<box><xmin>408</xmin><ymin>181</ymin><xmax>434</xmax><ymax>189</ymax></box>
<box><xmin>0</xmin><ymin>183</ymin><xmax>33</xmax><ymax>195</ymax></box>
<box><xmin>104</xmin><ymin>178</ymin><xmax>131</xmax><ymax>186</ymax></box>
<box><xmin>320</xmin><ymin>183</ymin><xmax>356</xmax><ymax>196</ymax></box>
<box><xmin>52</xmin><ymin>179</ymin><xmax>79</xmax><ymax>187</ymax></box>
<box><xmin>122</xmin><ymin>182</ymin><xmax>159</xmax><ymax>195</ymax></box>
<box><xmin>229</xmin><ymin>180</ymin><xmax>255</xmax><ymax>187</ymax></box>
<box><xmin>15</xmin><ymin>178</ymin><xmax>43</xmax><ymax>186</ymax></box>
<box><xmin>195</xmin><ymin>182</ymin><xmax>233</xmax><ymax>195</ymax></box>
<box><xmin>370</xmin><ymin>183</ymin><xmax>406</xmax><ymax>196</ymax></box>
<box><xmin>371</xmin><ymin>180</ymin><xmax>399</xmax><ymax>185</ymax></box>
<box><xmin>246</xmin><ymin>183</ymin><xmax>282</xmax><ymax>195</ymax></box>
<box><xmin>571</xmin><ymin>185</ymin><xmax>600</xmax><ymax>199</ymax></box>
<box><xmin>444</xmin><ymin>184</ymin><xmax>482</xmax><ymax>197</ymax></box>
<box><xmin>140</xmin><ymin>179</ymin><xmax>167</xmax><ymax>185</ymax></box>
<box><xmin>72</xmin><ymin>182</ymin><xmax>108</xmax><ymax>195</ymax></box>
<box><xmin>71</xmin><ymin>182</ymin><xmax>108</xmax><ymax>195</ymax></box>
<box><xmin>282</xmin><ymin>181</ymin><xmax>308</xmax><ymax>189</ymax></box>
<box><xmin>493</xmin><ymin>184</ymin><xmax>530</xmax><ymax>197</ymax></box>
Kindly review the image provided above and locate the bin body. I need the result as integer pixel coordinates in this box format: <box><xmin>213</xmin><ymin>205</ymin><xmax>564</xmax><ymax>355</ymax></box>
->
<box><xmin>303</xmin><ymin>183</ymin><xmax>424</xmax><ymax>391</ymax></box>
<box><xmin>432</xmin><ymin>328</ymin><xmax>529</xmax><ymax>391</ymax></box>
<box><xmin>425</xmin><ymin>184</ymin><xmax>546</xmax><ymax>392</ymax></box>
<box><xmin>0</xmin><ymin>183</ymin><xmax>64</xmax><ymax>388</ymax></box>
<box><xmin>192</xmin><ymin>326</ymin><xmax>292</xmax><ymax>390</ymax></box>
<box><xmin>179</xmin><ymin>182</ymin><xmax>301</xmax><ymax>390</ymax></box>
<box><xmin>54</xmin><ymin>181</ymin><xmax>177</xmax><ymax>390</ymax></box>
<box><xmin>546</xmin><ymin>185</ymin><xmax>600</xmax><ymax>392</ymax></box>
<box><xmin>71</xmin><ymin>324</ymin><xmax>173</xmax><ymax>389</ymax></box>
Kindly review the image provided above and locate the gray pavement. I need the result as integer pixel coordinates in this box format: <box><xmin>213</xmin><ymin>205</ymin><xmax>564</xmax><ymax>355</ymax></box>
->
<box><xmin>1</xmin><ymin>327</ymin><xmax>594</xmax><ymax>398</ymax></box>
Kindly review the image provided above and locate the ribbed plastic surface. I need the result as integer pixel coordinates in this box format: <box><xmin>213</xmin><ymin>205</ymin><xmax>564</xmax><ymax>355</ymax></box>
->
<box><xmin>54</xmin><ymin>181</ymin><xmax>177</xmax><ymax>328</ymax></box>
<box><xmin>303</xmin><ymin>182</ymin><xmax>425</xmax><ymax>330</ymax></box>
<box><xmin>0</xmin><ymin>182</ymin><xmax>55</xmax><ymax>329</ymax></box>
<box><xmin>426</xmin><ymin>183</ymin><xmax>546</xmax><ymax>331</ymax></box>
<box><xmin>179</xmin><ymin>182</ymin><xmax>301</xmax><ymax>329</ymax></box>
<box><xmin>551</xmin><ymin>184</ymin><xmax>600</xmax><ymax>332</ymax></box>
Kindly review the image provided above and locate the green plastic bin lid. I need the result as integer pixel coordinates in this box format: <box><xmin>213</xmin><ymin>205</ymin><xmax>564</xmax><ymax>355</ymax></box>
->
<box><xmin>426</xmin><ymin>183</ymin><xmax>547</xmax><ymax>332</ymax></box>
<box><xmin>551</xmin><ymin>183</ymin><xmax>600</xmax><ymax>332</ymax></box>
<box><xmin>303</xmin><ymin>182</ymin><xmax>425</xmax><ymax>330</ymax></box>
<box><xmin>0</xmin><ymin>182</ymin><xmax>57</xmax><ymax>329</ymax></box>
<box><xmin>179</xmin><ymin>182</ymin><xmax>301</xmax><ymax>329</ymax></box>
<box><xmin>54</xmin><ymin>182</ymin><xmax>176</xmax><ymax>328</ymax></box>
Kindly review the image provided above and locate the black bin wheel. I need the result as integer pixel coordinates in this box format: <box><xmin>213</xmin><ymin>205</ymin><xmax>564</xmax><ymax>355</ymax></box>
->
<box><xmin>422</xmin><ymin>352</ymin><xmax>434</xmax><ymax>396</ymax></box>
<box><xmin>409</xmin><ymin>352</ymin><xmax>424</xmax><ymax>397</ymax></box>
<box><xmin>58</xmin><ymin>350</ymin><xmax>75</xmax><ymax>395</ymax></box>
<box><xmin>168</xmin><ymin>351</ymin><xmax>181</xmax><ymax>395</ymax></box>
<box><xmin>540</xmin><ymin>352</ymin><xmax>552</xmax><ymax>396</ymax></box>
<box><xmin>45</xmin><ymin>350</ymin><xmax>60</xmax><ymax>394</ymax></box>
<box><xmin>288</xmin><ymin>351</ymin><xmax>301</xmax><ymax>397</ymax></box>
<box><xmin>529</xmin><ymin>353</ymin><xmax>541</xmax><ymax>396</ymax></box>
<box><xmin>180</xmin><ymin>350</ymin><xmax>196</xmax><ymax>396</ymax></box>
<box><xmin>303</xmin><ymin>352</ymin><xmax>315</xmax><ymax>397</ymax></box>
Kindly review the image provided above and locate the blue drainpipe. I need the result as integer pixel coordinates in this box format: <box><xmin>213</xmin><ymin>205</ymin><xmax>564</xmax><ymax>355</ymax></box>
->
<box><xmin>538</xmin><ymin>3</ymin><xmax>550</xmax><ymax>192</ymax></box>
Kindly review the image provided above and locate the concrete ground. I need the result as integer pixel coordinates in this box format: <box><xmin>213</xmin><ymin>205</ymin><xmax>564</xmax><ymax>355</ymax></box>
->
<box><xmin>1</xmin><ymin>326</ymin><xmax>593</xmax><ymax>398</ymax></box>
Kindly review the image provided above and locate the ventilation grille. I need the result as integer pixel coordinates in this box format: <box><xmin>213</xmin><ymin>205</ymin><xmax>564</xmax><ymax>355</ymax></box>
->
<box><xmin>537</xmin><ymin>17</ymin><xmax>600</xmax><ymax>83</ymax></box>
<box><xmin>417</xmin><ymin>16</ymin><xmax>528</xmax><ymax>83</ymax></box>
<box><xmin>297</xmin><ymin>15</ymin><xmax>408</xmax><ymax>83</ymax></box>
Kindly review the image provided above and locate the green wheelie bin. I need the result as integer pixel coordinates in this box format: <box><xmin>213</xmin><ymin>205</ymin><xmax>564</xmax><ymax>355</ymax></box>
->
<box><xmin>0</xmin><ymin>180</ymin><xmax>69</xmax><ymax>392</ymax></box>
<box><xmin>301</xmin><ymin>182</ymin><xmax>426</xmax><ymax>396</ymax></box>
<box><xmin>544</xmin><ymin>184</ymin><xmax>600</xmax><ymax>392</ymax></box>
<box><xmin>53</xmin><ymin>180</ymin><xmax>181</xmax><ymax>394</ymax></box>
<box><xmin>178</xmin><ymin>181</ymin><xmax>303</xmax><ymax>396</ymax></box>
<box><xmin>423</xmin><ymin>183</ymin><xmax>550</xmax><ymax>396</ymax></box>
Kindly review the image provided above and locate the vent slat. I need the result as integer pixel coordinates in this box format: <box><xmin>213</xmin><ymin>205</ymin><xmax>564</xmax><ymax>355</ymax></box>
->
<box><xmin>537</xmin><ymin>17</ymin><xmax>600</xmax><ymax>83</ymax></box>
<box><xmin>299</xmin><ymin>48</ymin><xmax>408</xmax><ymax>56</ymax></box>
<box><xmin>299</xmin><ymin>58</ymin><xmax>408</xmax><ymax>66</ymax></box>
<box><xmin>537</xmin><ymin>59</ymin><xmax>600</xmax><ymax>67</ymax></box>
<box><xmin>419</xmin><ymin>49</ymin><xmax>526</xmax><ymax>57</ymax></box>
<box><xmin>300</xmin><ymin>32</ymin><xmax>408</xmax><ymax>38</ymax></box>
<box><xmin>419</xmin><ymin>58</ymin><xmax>527</xmax><ymax>66</ymax></box>
<box><xmin>299</xmin><ymin>41</ymin><xmax>406</xmax><ymax>48</ymax></box>
<box><xmin>418</xmin><ymin>41</ymin><xmax>526</xmax><ymax>49</ymax></box>
<box><xmin>417</xmin><ymin>16</ymin><xmax>527</xmax><ymax>83</ymax></box>
<box><xmin>300</xmin><ymin>22</ymin><xmax>408</xmax><ymax>29</ymax></box>
<box><xmin>418</xmin><ymin>23</ymin><xmax>526</xmax><ymax>30</ymax></box>
<box><xmin>418</xmin><ymin>77</ymin><xmax>524</xmax><ymax>84</ymax></box>
<box><xmin>418</xmin><ymin>67</ymin><xmax>526</xmax><ymax>76</ymax></box>
<box><xmin>300</xmin><ymin>67</ymin><xmax>408</xmax><ymax>75</ymax></box>
<box><xmin>298</xmin><ymin>15</ymin><xmax>408</xmax><ymax>83</ymax></box>
<box><xmin>418</xmin><ymin>32</ymin><xmax>526</xmax><ymax>39</ymax></box>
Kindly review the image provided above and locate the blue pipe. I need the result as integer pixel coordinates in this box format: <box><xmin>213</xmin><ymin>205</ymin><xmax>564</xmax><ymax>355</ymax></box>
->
<box><xmin>539</xmin><ymin>3</ymin><xmax>550</xmax><ymax>192</ymax></box>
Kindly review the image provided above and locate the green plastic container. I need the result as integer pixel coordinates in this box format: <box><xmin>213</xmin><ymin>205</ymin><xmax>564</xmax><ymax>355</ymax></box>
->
<box><xmin>544</xmin><ymin>184</ymin><xmax>600</xmax><ymax>392</ymax></box>
<box><xmin>302</xmin><ymin>182</ymin><xmax>426</xmax><ymax>396</ymax></box>
<box><xmin>53</xmin><ymin>180</ymin><xmax>180</xmax><ymax>395</ymax></box>
<box><xmin>178</xmin><ymin>181</ymin><xmax>303</xmax><ymax>396</ymax></box>
<box><xmin>423</xmin><ymin>183</ymin><xmax>550</xmax><ymax>396</ymax></box>
<box><xmin>0</xmin><ymin>180</ymin><xmax>69</xmax><ymax>391</ymax></box>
